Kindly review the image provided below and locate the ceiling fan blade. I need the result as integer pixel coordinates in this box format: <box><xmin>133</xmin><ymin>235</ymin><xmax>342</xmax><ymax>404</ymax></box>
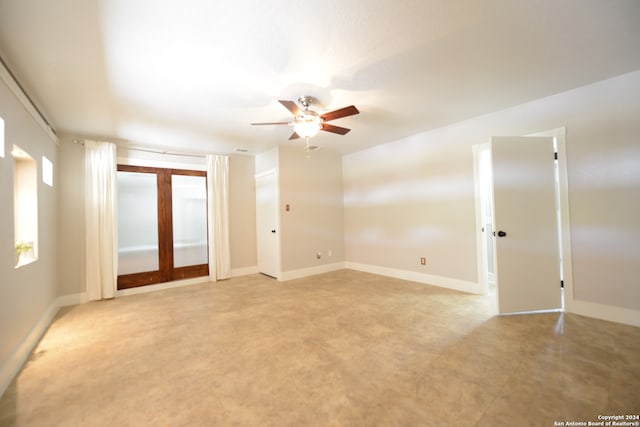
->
<box><xmin>288</xmin><ymin>131</ymin><xmax>300</xmax><ymax>140</ymax></box>
<box><xmin>279</xmin><ymin>100</ymin><xmax>302</xmax><ymax>116</ymax></box>
<box><xmin>250</xmin><ymin>121</ymin><xmax>290</xmax><ymax>125</ymax></box>
<box><xmin>321</xmin><ymin>123</ymin><xmax>351</xmax><ymax>135</ymax></box>
<box><xmin>320</xmin><ymin>105</ymin><xmax>359</xmax><ymax>122</ymax></box>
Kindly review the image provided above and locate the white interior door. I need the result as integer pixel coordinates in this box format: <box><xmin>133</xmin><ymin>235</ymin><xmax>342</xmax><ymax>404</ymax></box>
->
<box><xmin>255</xmin><ymin>171</ymin><xmax>279</xmax><ymax>278</ymax></box>
<box><xmin>492</xmin><ymin>136</ymin><xmax>561</xmax><ymax>314</ymax></box>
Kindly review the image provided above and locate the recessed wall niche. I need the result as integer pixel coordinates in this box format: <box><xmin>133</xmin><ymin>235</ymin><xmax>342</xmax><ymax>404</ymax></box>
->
<box><xmin>13</xmin><ymin>145</ymin><xmax>38</xmax><ymax>267</ymax></box>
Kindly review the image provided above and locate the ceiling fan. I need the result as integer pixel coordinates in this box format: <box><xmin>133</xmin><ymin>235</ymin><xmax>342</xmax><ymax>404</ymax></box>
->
<box><xmin>251</xmin><ymin>96</ymin><xmax>359</xmax><ymax>141</ymax></box>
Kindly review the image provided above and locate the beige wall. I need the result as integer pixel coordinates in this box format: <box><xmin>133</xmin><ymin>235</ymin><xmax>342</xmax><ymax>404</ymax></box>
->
<box><xmin>278</xmin><ymin>145</ymin><xmax>345</xmax><ymax>272</ymax></box>
<box><xmin>254</xmin><ymin>145</ymin><xmax>346</xmax><ymax>276</ymax></box>
<box><xmin>0</xmin><ymin>76</ymin><xmax>58</xmax><ymax>378</ymax></box>
<box><xmin>343</xmin><ymin>70</ymin><xmax>640</xmax><ymax>315</ymax></box>
<box><xmin>561</xmin><ymin>75</ymin><xmax>640</xmax><ymax>309</ymax></box>
<box><xmin>228</xmin><ymin>154</ymin><xmax>257</xmax><ymax>271</ymax></box>
<box><xmin>57</xmin><ymin>136</ymin><xmax>85</xmax><ymax>296</ymax></box>
<box><xmin>344</xmin><ymin>137</ymin><xmax>477</xmax><ymax>282</ymax></box>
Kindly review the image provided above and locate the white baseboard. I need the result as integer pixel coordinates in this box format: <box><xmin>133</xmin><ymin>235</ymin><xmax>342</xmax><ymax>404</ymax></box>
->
<box><xmin>57</xmin><ymin>292</ymin><xmax>88</xmax><ymax>307</ymax></box>
<box><xmin>0</xmin><ymin>298</ymin><xmax>59</xmax><ymax>399</ymax></box>
<box><xmin>345</xmin><ymin>262</ymin><xmax>482</xmax><ymax>294</ymax></box>
<box><xmin>279</xmin><ymin>262</ymin><xmax>346</xmax><ymax>281</ymax></box>
<box><xmin>568</xmin><ymin>299</ymin><xmax>640</xmax><ymax>328</ymax></box>
<box><xmin>231</xmin><ymin>266</ymin><xmax>259</xmax><ymax>277</ymax></box>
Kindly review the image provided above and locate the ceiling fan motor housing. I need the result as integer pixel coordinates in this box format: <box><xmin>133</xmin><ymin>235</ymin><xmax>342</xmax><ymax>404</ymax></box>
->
<box><xmin>298</xmin><ymin>95</ymin><xmax>314</xmax><ymax>109</ymax></box>
<box><xmin>296</xmin><ymin>108</ymin><xmax>320</xmax><ymax>124</ymax></box>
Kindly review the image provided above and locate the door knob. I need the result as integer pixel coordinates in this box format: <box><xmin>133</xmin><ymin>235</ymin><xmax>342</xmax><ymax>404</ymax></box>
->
<box><xmin>497</xmin><ymin>230</ymin><xmax>507</xmax><ymax>237</ymax></box>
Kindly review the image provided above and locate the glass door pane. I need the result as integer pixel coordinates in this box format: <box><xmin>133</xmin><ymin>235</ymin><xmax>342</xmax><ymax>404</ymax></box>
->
<box><xmin>117</xmin><ymin>171</ymin><xmax>159</xmax><ymax>275</ymax></box>
<box><xmin>172</xmin><ymin>174</ymin><xmax>208</xmax><ymax>267</ymax></box>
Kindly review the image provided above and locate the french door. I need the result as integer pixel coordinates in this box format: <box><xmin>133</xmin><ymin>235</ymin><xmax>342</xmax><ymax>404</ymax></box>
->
<box><xmin>117</xmin><ymin>165</ymin><xmax>209</xmax><ymax>289</ymax></box>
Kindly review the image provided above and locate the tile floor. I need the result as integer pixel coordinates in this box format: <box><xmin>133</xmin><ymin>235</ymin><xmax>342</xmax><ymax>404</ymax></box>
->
<box><xmin>0</xmin><ymin>270</ymin><xmax>638</xmax><ymax>426</ymax></box>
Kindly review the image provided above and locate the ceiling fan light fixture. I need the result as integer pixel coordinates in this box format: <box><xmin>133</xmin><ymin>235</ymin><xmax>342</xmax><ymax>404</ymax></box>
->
<box><xmin>293</xmin><ymin>121</ymin><xmax>321</xmax><ymax>138</ymax></box>
<box><xmin>293</xmin><ymin>115</ymin><xmax>321</xmax><ymax>138</ymax></box>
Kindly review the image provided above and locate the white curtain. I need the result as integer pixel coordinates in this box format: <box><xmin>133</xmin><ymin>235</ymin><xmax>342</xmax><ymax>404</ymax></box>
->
<box><xmin>85</xmin><ymin>140</ymin><xmax>118</xmax><ymax>300</ymax></box>
<box><xmin>206</xmin><ymin>154</ymin><xmax>231</xmax><ymax>280</ymax></box>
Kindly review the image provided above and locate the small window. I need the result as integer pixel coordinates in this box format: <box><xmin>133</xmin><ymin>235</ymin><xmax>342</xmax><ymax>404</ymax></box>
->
<box><xmin>13</xmin><ymin>145</ymin><xmax>38</xmax><ymax>267</ymax></box>
<box><xmin>0</xmin><ymin>117</ymin><xmax>4</xmax><ymax>158</ymax></box>
<box><xmin>42</xmin><ymin>155</ymin><xmax>53</xmax><ymax>186</ymax></box>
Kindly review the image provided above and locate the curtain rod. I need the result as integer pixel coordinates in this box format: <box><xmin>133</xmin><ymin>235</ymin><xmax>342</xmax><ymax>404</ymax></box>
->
<box><xmin>73</xmin><ymin>139</ymin><xmax>206</xmax><ymax>158</ymax></box>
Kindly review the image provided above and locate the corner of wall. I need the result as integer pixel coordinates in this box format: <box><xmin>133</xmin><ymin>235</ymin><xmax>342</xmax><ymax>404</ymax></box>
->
<box><xmin>231</xmin><ymin>266</ymin><xmax>259</xmax><ymax>277</ymax></box>
<box><xmin>279</xmin><ymin>262</ymin><xmax>346</xmax><ymax>281</ymax></box>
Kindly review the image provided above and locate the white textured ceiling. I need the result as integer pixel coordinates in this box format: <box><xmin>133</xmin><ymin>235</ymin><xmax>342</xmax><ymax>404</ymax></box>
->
<box><xmin>1</xmin><ymin>0</ymin><xmax>639</xmax><ymax>155</ymax></box>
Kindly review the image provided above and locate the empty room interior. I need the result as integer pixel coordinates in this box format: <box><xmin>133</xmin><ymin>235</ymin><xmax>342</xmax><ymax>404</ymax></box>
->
<box><xmin>1</xmin><ymin>0</ymin><xmax>639</xmax><ymax>425</ymax></box>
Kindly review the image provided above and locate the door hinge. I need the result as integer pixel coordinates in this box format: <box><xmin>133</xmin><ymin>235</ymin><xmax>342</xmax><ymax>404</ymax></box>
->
<box><xmin>554</xmin><ymin>152</ymin><xmax>558</xmax><ymax>160</ymax></box>
<box><xmin>560</xmin><ymin>280</ymin><xmax>564</xmax><ymax>288</ymax></box>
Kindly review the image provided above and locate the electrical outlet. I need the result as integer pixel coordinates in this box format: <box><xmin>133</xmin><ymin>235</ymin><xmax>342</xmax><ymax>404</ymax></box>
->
<box><xmin>420</xmin><ymin>257</ymin><xmax>426</xmax><ymax>265</ymax></box>
<box><xmin>316</xmin><ymin>251</ymin><xmax>322</xmax><ymax>259</ymax></box>
<box><xmin>328</xmin><ymin>249</ymin><xmax>332</xmax><ymax>257</ymax></box>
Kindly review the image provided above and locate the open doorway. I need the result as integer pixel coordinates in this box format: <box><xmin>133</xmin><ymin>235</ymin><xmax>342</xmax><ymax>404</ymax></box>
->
<box><xmin>475</xmin><ymin>146</ymin><xmax>496</xmax><ymax>296</ymax></box>
<box><xmin>473</xmin><ymin>128</ymin><xmax>573</xmax><ymax>315</ymax></box>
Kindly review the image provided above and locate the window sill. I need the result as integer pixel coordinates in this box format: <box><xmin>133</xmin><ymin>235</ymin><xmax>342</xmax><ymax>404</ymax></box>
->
<box><xmin>15</xmin><ymin>256</ymin><xmax>37</xmax><ymax>269</ymax></box>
